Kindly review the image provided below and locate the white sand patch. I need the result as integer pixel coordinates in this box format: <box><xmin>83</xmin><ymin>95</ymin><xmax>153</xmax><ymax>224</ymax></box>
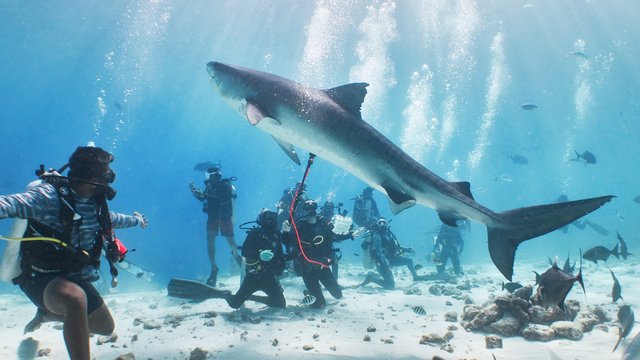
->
<box><xmin>0</xmin><ymin>258</ymin><xmax>631</xmax><ymax>359</ymax></box>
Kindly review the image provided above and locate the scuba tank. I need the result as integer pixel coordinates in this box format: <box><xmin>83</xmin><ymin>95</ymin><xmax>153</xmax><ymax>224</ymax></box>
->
<box><xmin>0</xmin><ymin>219</ymin><xmax>27</xmax><ymax>283</ymax></box>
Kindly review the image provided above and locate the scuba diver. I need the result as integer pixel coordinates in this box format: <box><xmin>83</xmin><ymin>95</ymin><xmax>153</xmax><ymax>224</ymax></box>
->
<box><xmin>352</xmin><ymin>187</ymin><xmax>380</xmax><ymax>229</ymax></box>
<box><xmin>431</xmin><ymin>221</ymin><xmax>467</xmax><ymax>276</ymax></box>
<box><xmin>359</xmin><ymin>217</ymin><xmax>426</xmax><ymax>289</ymax></box>
<box><xmin>283</xmin><ymin>200</ymin><xmax>353</xmax><ymax>308</ymax></box>
<box><xmin>319</xmin><ymin>200</ymin><xmax>352</xmax><ymax>279</ymax></box>
<box><xmin>224</xmin><ymin>208</ymin><xmax>286</xmax><ymax>309</ymax></box>
<box><xmin>189</xmin><ymin>164</ymin><xmax>242</xmax><ymax>287</ymax></box>
<box><xmin>276</xmin><ymin>181</ymin><xmax>308</xmax><ymax>231</ymax></box>
<box><xmin>0</xmin><ymin>145</ymin><xmax>148</xmax><ymax>360</ymax></box>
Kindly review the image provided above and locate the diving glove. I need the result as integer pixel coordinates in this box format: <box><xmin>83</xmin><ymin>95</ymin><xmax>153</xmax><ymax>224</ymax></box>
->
<box><xmin>259</xmin><ymin>250</ymin><xmax>274</xmax><ymax>262</ymax></box>
<box><xmin>281</xmin><ymin>220</ymin><xmax>291</xmax><ymax>232</ymax></box>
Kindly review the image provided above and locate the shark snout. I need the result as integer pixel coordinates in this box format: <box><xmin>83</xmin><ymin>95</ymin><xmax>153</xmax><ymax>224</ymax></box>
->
<box><xmin>206</xmin><ymin>61</ymin><xmax>221</xmax><ymax>78</ymax></box>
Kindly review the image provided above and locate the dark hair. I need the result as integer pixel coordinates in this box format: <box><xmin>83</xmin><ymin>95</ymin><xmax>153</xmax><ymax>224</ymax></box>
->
<box><xmin>67</xmin><ymin>146</ymin><xmax>115</xmax><ymax>184</ymax></box>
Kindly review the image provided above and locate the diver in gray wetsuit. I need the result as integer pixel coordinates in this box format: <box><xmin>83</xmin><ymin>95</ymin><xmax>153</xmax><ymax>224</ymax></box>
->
<box><xmin>360</xmin><ymin>217</ymin><xmax>425</xmax><ymax>290</ymax></box>
<box><xmin>0</xmin><ymin>145</ymin><xmax>147</xmax><ymax>360</ymax></box>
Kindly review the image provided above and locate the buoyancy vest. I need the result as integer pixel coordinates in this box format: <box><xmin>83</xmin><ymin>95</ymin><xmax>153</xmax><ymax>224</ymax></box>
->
<box><xmin>17</xmin><ymin>178</ymin><xmax>114</xmax><ymax>279</ymax></box>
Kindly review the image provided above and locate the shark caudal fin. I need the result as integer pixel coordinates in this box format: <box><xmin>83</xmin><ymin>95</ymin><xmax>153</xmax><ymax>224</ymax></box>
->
<box><xmin>488</xmin><ymin>195</ymin><xmax>614</xmax><ymax>280</ymax></box>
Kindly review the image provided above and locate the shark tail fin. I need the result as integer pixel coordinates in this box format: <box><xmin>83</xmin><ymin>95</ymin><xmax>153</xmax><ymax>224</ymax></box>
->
<box><xmin>487</xmin><ymin>195</ymin><xmax>614</xmax><ymax>281</ymax></box>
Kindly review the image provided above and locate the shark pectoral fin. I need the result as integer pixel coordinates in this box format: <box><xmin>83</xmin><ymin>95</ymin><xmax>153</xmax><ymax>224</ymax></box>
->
<box><xmin>246</xmin><ymin>101</ymin><xmax>274</xmax><ymax>126</ymax></box>
<box><xmin>324</xmin><ymin>83</ymin><xmax>369</xmax><ymax>118</ymax></box>
<box><xmin>271</xmin><ymin>136</ymin><xmax>301</xmax><ymax>165</ymax></box>
<box><xmin>383</xmin><ymin>185</ymin><xmax>416</xmax><ymax>215</ymax></box>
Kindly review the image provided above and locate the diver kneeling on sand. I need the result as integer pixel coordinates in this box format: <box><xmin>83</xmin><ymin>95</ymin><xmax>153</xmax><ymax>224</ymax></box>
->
<box><xmin>224</xmin><ymin>208</ymin><xmax>287</xmax><ymax>308</ymax></box>
<box><xmin>0</xmin><ymin>144</ymin><xmax>148</xmax><ymax>360</ymax></box>
<box><xmin>359</xmin><ymin>217</ymin><xmax>428</xmax><ymax>289</ymax></box>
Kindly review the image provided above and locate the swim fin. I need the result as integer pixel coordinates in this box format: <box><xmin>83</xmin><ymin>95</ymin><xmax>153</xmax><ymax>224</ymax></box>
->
<box><xmin>167</xmin><ymin>278</ymin><xmax>230</xmax><ymax>301</ymax></box>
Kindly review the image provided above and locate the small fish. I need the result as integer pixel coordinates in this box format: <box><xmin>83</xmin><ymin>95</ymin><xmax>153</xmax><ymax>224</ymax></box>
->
<box><xmin>617</xmin><ymin>231</ymin><xmax>632</xmax><ymax>260</ymax></box>
<box><xmin>413</xmin><ymin>305</ymin><xmax>426</xmax><ymax>316</ymax></box>
<box><xmin>519</xmin><ymin>103</ymin><xmax>538</xmax><ymax>111</ymax></box>
<box><xmin>493</xmin><ymin>174</ymin><xmax>513</xmax><ymax>182</ymax></box>
<box><xmin>571</xmin><ymin>150</ymin><xmax>597</xmax><ymax>165</ymax></box>
<box><xmin>611</xmin><ymin>269</ymin><xmax>623</xmax><ymax>303</ymax></box>
<box><xmin>534</xmin><ymin>254</ymin><xmax>584</xmax><ymax>310</ymax></box>
<box><xmin>507</xmin><ymin>154</ymin><xmax>529</xmax><ymax>165</ymax></box>
<box><xmin>614</xmin><ymin>305</ymin><xmax>635</xmax><ymax>352</ymax></box>
<box><xmin>302</xmin><ymin>294</ymin><xmax>317</xmax><ymax>306</ymax></box>
<box><xmin>634</xmin><ymin>196</ymin><xmax>640</xmax><ymax>204</ymax></box>
<box><xmin>194</xmin><ymin>161</ymin><xmax>218</xmax><ymax>171</ymax></box>
<box><xmin>562</xmin><ymin>254</ymin><xmax>576</xmax><ymax>274</ymax></box>
<box><xmin>353</xmin><ymin>253</ymin><xmax>360</xmax><ymax>257</ymax></box>
<box><xmin>414</xmin><ymin>264</ymin><xmax>424</xmax><ymax>271</ymax></box>
<box><xmin>568</xmin><ymin>51</ymin><xmax>589</xmax><ymax>60</ymax></box>
<box><xmin>583</xmin><ymin>244</ymin><xmax>619</xmax><ymax>264</ymax></box>
<box><xmin>501</xmin><ymin>281</ymin><xmax>523</xmax><ymax>293</ymax></box>
<box><xmin>616</xmin><ymin>211</ymin><xmax>626</xmax><ymax>222</ymax></box>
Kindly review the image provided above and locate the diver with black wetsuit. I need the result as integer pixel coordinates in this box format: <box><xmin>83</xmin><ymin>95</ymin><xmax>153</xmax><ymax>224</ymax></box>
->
<box><xmin>224</xmin><ymin>209</ymin><xmax>286</xmax><ymax>309</ymax></box>
<box><xmin>284</xmin><ymin>200</ymin><xmax>353</xmax><ymax>308</ymax></box>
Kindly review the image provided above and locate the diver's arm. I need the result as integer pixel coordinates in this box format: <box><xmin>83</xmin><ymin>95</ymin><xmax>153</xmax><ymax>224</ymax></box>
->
<box><xmin>110</xmin><ymin>211</ymin><xmax>147</xmax><ymax>229</ymax></box>
<box><xmin>0</xmin><ymin>183</ymin><xmax>56</xmax><ymax>220</ymax></box>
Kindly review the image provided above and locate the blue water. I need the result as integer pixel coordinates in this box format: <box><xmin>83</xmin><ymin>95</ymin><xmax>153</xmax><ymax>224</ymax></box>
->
<box><xmin>1</xmin><ymin>0</ymin><xmax>638</xmax><ymax>292</ymax></box>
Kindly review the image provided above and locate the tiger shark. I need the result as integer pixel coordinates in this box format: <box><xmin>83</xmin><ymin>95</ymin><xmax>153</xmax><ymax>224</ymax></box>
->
<box><xmin>206</xmin><ymin>61</ymin><xmax>614</xmax><ymax>280</ymax></box>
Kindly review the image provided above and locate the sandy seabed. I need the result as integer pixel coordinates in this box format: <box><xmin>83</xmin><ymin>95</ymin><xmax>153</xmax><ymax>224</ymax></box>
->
<box><xmin>0</xmin><ymin>258</ymin><xmax>635</xmax><ymax>360</ymax></box>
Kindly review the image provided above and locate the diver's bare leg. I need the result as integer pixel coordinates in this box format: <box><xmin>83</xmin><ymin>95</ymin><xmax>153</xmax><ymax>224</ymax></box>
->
<box><xmin>43</xmin><ymin>278</ymin><xmax>90</xmax><ymax>360</ymax></box>
<box><xmin>207</xmin><ymin>230</ymin><xmax>219</xmax><ymax>286</ymax></box>
<box><xmin>225</xmin><ymin>236</ymin><xmax>243</xmax><ymax>266</ymax></box>
<box><xmin>87</xmin><ymin>304</ymin><xmax>114</xmax><ymax>335</ymax></box>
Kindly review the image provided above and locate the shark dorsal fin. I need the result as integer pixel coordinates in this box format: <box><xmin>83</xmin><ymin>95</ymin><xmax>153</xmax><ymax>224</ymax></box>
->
<box><xmin>324</xmin><ymin>83</ymin><xmax>369</xmax><ymax>118</ymax></box>
<box><xmin>449</xmin><ymin>181</ymin><xmax>475</xmax><ymax>200</ymax></box>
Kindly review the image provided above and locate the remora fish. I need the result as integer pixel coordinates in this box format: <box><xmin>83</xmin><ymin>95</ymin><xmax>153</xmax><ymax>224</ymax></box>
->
<box><xmin>617</xmin><ymin>231</ymin><xmax>632</xmax><ymax>260</ymax></box>
<box><xmin>583</xmin><ymin>244</ymin><xmax>619</xmax><ymax>263</ymax></box>
<box><xmin>519</xmin><ymin>103</ymin><xmax>538</xmax><ymax>110</ymax></box>
<box><xmin>206</xmin><ymin>61</ymin><xmax>614</xmax><ymax>280</ymax></box>
<box><xmin>611</xmin><ymin>269</ymin><xmax>623</xmax><ymax>303</ymax></box>
<box><xmin>534</xmin><ymin>256</ymin><xmax>584</xmax><ymax>310</ymax></box>
<box><xmin>615</xmin><ymin>305</ymin><xmax>635</xmax><ymax>352</ymax></box>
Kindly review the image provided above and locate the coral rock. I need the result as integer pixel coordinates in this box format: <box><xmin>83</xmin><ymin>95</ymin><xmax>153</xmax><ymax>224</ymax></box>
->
<box><xmin>485</xmin><ymin>335</ymin><xmax>503</xmax><ymax>349</ymax></box>
<box><xmin>551</xmin><ymin>321</ymin><xmax>583</xmax><ymax>340</ymax></box>
<box><xmin>521</xmin><ymin>324</ymin><xmax>556</xmax><ymax>342</ymax></box>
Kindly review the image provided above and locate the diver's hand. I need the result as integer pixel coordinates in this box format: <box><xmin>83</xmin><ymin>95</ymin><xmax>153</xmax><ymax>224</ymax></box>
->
<box><xmin>134</xmin><ymin>212</ymin><xmax>148</xmax><ymax>229</ymax></box>
<box><xmin>352</xmin><ymin>227</ymin><xmax>366</xmax><ymax>238</ymax></box>
<box><xmin>259</xmin><ymin>250</ymin><xmax>274</xmax><ymax>262</ymax></box>
<box><xmin>281</xmin><ymin>220</ymin><xmax>291</xmax><ymax>232</ymax></box>
<box><xmin>189</xmin><ymin>181</ymin><xmax>204</xmax><ymax>199</ymax></box>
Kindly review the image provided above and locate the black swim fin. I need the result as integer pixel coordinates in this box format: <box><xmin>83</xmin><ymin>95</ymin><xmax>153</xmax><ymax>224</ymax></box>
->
<box><xmin>167</xmin><ymin>278</ymin><xmax>230</xmax><ymax>301</ymax></box>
